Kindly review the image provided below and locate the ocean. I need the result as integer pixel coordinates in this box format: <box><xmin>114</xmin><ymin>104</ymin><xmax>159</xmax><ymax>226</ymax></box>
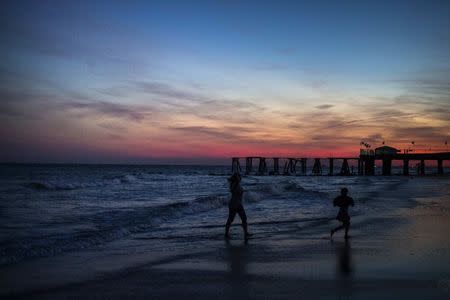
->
<box><xmin>0</xmin><ymin>163</ymin><xmax>424</xmax><ymax>268</ymax></box>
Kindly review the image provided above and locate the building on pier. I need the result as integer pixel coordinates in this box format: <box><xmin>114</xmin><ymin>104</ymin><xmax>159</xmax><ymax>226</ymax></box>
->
<box><xmin>375</xmin><ymin>146</ymin><xmax>400</xmax><ymax>155</ymax></box>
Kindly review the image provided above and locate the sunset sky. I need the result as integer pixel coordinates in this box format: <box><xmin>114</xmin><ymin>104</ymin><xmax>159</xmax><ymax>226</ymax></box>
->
<box><xmin>1</xmin><ymin>1</ymin><xmax>449</xmax><ymax>164</ymax></box>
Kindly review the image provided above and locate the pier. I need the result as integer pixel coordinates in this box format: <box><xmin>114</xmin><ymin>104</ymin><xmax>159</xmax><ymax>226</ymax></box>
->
<box><xmin>360</xmin><ymin>151</ymin><xmax>450</xmax><ymax>176</ymax></box>
<box><xmin>231</xmin><ymin>147</ymin><xmax>450</xmax><ymax>176</ymax></box>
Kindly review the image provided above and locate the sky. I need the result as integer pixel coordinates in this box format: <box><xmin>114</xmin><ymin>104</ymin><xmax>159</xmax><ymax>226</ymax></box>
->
<box><xmin>1</xmin><ymin>0</ymin><xmax>449</xmax><ymax>164</ymax></box>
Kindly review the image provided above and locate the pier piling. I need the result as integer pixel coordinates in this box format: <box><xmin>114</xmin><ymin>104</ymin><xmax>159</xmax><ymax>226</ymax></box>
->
<box><xmin>365</xmin><ymin>157</ymin><xmax>375</xmax><ymax>175</ymax></box>
<box><xmin>382</xmin><ymin>158</ymin><xmax>392</xmax><ymax>175</ymax></box>
<box><xmin>245</xmin><ymin>158</ymin><xmax>253</xmax><ymax>175</ymax></box>
<box><xmin>340</xmin><ymin>159</ymin><xmax>351</xmax><ymax>175</ymax></box>
<box><xmin>284</xmin><ymin>159</ymin><xmax>296</xmax><ymax>175</ymax></box>
<box><xmin>403</xmin><ymin>159</ymin><xmax>409</xmax><ymax>176</ymax></box>
<box><xmin>301</xmin><ymin>158</ymin><xmax>307</xmax><ymax>175</ymax></box>
<box><xmin>273</xmin><ymin>158</ymin><xmax>280</xmax><ymax>175</ymax></box>
<box><xmin>420</xmin><ymin>160</ymin><xmax>425</xmax><ymax>175</ymax></box>
<box><xmin>438</xmin><ymin>159</ymin><xmax>443</xmax><ymax>175</ymax></box>
<box><xmin>312</xmin><ymin>158</ymin><xmax>322</xmax><ymax>175</ymax></box>
<box><xmin>329</xmin><ymin>158</ymin><xmax>334</xmax><ymax>176</ymax></box>
<box><xmin>357</xmin><ymin>159</ymin><xmax>363</xmax><ymax>175</ymax></box>
<box><xmin>258</xmin><ymin>158</ymin><xmax>267</xmax><ymax>175</ymax></box>
<box><xmin>232</xmin><ymin>157</ymin><xmax>241</xmax><ymax>174</ymax></box>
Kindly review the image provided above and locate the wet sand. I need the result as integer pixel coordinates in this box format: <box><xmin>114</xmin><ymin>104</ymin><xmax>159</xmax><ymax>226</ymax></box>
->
<box><xmin>2</xmin><ymin>177</ymin><xmax>450</xmax><ymax>299</ymax></box>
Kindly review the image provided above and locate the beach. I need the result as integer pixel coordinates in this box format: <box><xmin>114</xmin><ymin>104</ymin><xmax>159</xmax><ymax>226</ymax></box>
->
<box><xmin>2</xmin><ymin>1</ymin><xmax>450</xmax><ymax>298</ymax></box>
<box><xmin>1</xmin><ymin>165</ymin><xmax>449</xmax><ymax>299</ymax></box>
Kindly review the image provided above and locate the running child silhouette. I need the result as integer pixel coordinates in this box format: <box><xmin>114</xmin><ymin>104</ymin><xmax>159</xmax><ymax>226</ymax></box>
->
<box><xmin>331</xmin><ymin>187</ymin><xmax>354</xmax><ymax>239</ymax></box>
<box><xmin>225</xmin><ymin>173</ymin><xmax>251</xmax><ymax>239</ymax></box>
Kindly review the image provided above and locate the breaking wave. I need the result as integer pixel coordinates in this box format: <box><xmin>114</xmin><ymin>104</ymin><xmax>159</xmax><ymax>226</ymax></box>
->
<box><xmin>23</xmin><ymin>174</ymin><xmax>142</xmax><ymax>191</ymax></box>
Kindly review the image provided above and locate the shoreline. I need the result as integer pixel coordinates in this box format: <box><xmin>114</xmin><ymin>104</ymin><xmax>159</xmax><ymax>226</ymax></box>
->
<box><xmin>1</xmin><ymin>177</ymin><xmax>450</xmax><ymax>299</ymax></box>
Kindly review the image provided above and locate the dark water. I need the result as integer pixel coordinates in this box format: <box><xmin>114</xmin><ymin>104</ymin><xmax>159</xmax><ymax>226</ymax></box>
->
<box><xmin>0</xmin><ymin>164</ymin><xmax>425</xmax><ymax>266</ymax></box>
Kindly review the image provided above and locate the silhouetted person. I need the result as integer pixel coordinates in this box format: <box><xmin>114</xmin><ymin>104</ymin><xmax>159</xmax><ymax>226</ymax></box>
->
<box><xmin>225</xmin><ymin>173</ymin><xmax>251</xmax><ymax>239</ymax></box>
<box><xmin>331</xmin><ymin>187</ymin><xmax>354</xmax><ymax>239</ymax></box>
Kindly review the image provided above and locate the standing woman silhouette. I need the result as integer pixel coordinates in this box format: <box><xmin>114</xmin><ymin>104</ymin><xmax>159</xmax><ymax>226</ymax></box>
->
<box><xmin>225</xmin><ymin>173</ymin><xmax>251</xmax><ymax>239</ymax></box>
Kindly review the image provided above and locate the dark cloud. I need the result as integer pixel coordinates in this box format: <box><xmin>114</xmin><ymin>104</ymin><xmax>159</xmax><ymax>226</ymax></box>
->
<box><xmin>308</xmin><ymin>130</ymin><xmax>369</xmax><ymax>146</ymax></box>
<box><xmin>64</xmin><ymin>100</ymin><xmax>148</xmax><ymax>121</ymax></box>
<box><xmin>134</xmin><ymin>81</ymin><xmax>209</xmax><ymax>102</ymax></box>
<box><xmin>391</xmin><ymin>68</ymin><xmax>450</xmax><ymax>98</ymax></box>
<box><xmin>390</xmin><ymin>126</ymin><xmax>449</xmax><ymax>142</ymax></box>
<box><xmin>424</xmin><ymin>107</ymin><xmax>449</xmax><ymax>113</ymax></box>
<box><xmin>223</xmin><ymin>126</ymin><xmax>256</xmax><ymax>133</ymax></box>
<box><xmin>319</xmin><ymin>119</ymin><xmax>364</xmax><ymax>130</ymax></box>
<box><xmin>314</xmin><ymin>107</ymin><xmax>418</xmax><ymax>131</ymax></box>
<box><xmin>0</xmin><ymin>88</ymin><xmax>152</xmax><ymax>122</ymax></box>
<box><xmin>360</xmin><ymin>133</ymin><xmax>384</xmax><ymax>144</ymax></box>
<box><xmin>95</xmin><ymin>85</ymin><xmax>131</xmax><ymax>98</ymax></box>
<box><xmin>315</xmin><ymin>104</ymin><xmax>334</xmax><ymax>110</ymax></box>
<box><xmin>241</xmin><ymin>137</ymin><xmax>356</xmax><ymax>150</ymax></box>
<box><xmin>0</xmin><ymin>89</ymin><xmax>55</xmax><ymax>119</ymax></box>
<box><xmin>402</xmin><ymin>79</ymin><xmax>450</xmax><ymax>96</ymax></box>
<box><xmin>310</xmin><ymin>134</ymin><xmax>341</xmax><ymax>141</ymax></box>
<box><xmin>423</xmin><ymin>106</ymin><xmax>450</xmax><ymax>120</ymax></box>
<box><xmin>95</xmin><ymin>80</ymin><xmax>268</xmax><ymax>127</ymax></box>
<box><xmin>367</xmin><ymin>133</ymin><xmax>383</xmax><ymax>140</ymax></box>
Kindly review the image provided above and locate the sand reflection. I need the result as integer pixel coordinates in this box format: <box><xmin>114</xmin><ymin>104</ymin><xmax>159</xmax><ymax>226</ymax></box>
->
<box><xmin>225</xmin><ymin>239</ymin><xmax>250</xmax><ymax>298</ymax></box>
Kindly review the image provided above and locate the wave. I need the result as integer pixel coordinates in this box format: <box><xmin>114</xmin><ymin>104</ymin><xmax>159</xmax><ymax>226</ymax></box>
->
<box><xmin>151</xmin><ymin>195</ymin><xmax>228</xmax><ymax>221</ymax></box>
<box><xmin>23</xmin><ymin>182</ymin><xmax>79</xmax><ymax>191</ymax></box>
<box><xmin>0</xmin><ymin>193</ymin><xmax>229</xmax><ymax>266</ymax></box>
<box><xmin>112</xmin><ymin>174</ymin><xmax>138</xmax><ymax>184</ymax></box>
<box><xmin>283</xmin><ymin>181</ymin><xmax>306</xmax><ymax>192</ymax></box>
<box><xmin>246</xmin><ymin>180</ymin><xmax>328</xmax><ymax>200</ymax></box>
<box><xmin>23</xmin><ymin>173</ymin><xmax>142</xmax><ymax>191</ymax></box>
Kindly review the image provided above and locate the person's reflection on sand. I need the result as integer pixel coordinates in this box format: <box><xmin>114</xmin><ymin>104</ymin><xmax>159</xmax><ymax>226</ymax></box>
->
<box><xmin>225</xmin><ymin>239</ymin><xmax>250</xmax><ymax>299</ymax></box>
<box><xmin>333</xmin><ymin>240</ymin><xmax>353</xmax><ymax>299</ymax></box>
<box><xmin>337</xmin><ymin>239</ymin><xmax>353</xmax><ymax>277</ymax></box>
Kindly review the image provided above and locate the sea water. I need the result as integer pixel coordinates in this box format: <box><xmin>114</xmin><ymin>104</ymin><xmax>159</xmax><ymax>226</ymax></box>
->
<box><xmin>0</xmin><ymin>164</ymin><xmax>443</xmax><ymax>267</ymax></box>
